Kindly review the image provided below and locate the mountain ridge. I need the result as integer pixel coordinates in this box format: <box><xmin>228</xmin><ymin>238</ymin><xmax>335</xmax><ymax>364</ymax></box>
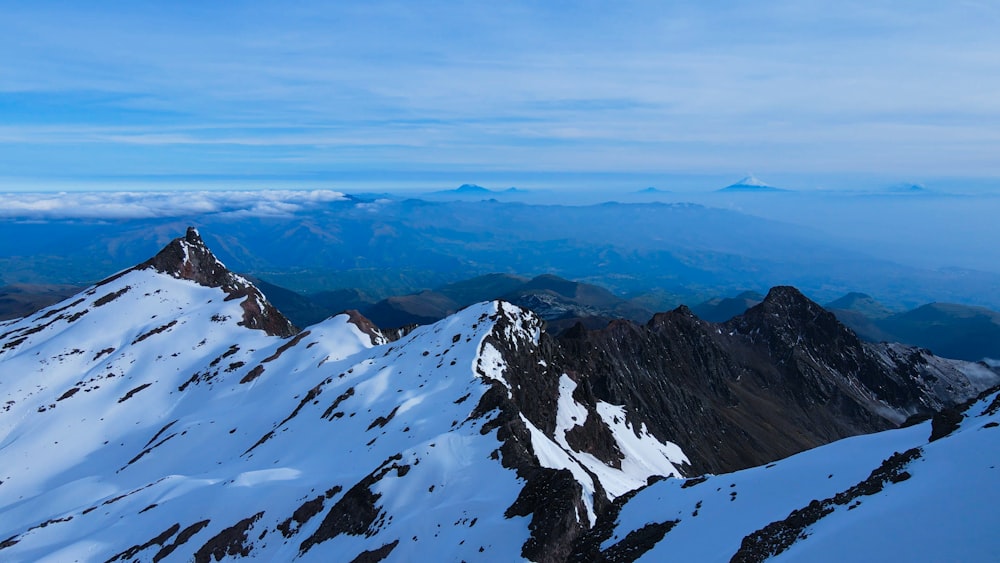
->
<box><xmin>1</xmin><ymin>229</ymin><xmax>996</xmax><ymax>562</ymax></box>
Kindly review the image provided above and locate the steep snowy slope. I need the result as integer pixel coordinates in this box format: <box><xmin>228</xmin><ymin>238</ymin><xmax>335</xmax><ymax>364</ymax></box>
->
<box><xmin>0</xmin><ymin>230</ymin><xmax>687</xmax><ymax>562</ymax></box>
<box><xmin>583</xmin><ymin>387</ymin><xmax>1000</xmax><ymax>562</ymax></box>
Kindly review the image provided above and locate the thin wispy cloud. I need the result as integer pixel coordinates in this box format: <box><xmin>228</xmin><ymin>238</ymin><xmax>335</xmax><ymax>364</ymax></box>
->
<box><xmin>2</xmin><ymin>1</ymin><xmax>1000</xmax><ymax>188</ymax></box>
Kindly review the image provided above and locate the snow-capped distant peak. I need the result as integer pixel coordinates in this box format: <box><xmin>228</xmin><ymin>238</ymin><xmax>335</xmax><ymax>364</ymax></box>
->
<box><xmin>719</xmin><ymin>174</ymin><xmax>785</xmax><ymax>192</ymax></box>
<box><xmin>736</xmin><ymin>175</ymin><xmax>768</xmax><ymax>187</ymax></box>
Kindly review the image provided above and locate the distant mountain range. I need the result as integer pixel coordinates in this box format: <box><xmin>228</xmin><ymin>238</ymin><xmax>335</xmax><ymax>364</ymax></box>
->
<box><xmin>288</xmin><ymin>274</ymin><xmax>1000</xmax><ymax>363</ymax></box>
<box><xmin>4</xmin><ymin>197</ymin><xmax>998</xmax><ymax>313</ymax></box>
<box><xmin>0</xmin><ymin>283</ymin><xmax>81</xmax><ymax>321</ymax></box>
<box><xmin>2</xmin><ymin>228</ymin><xmax>997</xmax><ymax>561</ymax></box>
<box><xmin>252</xmin><ymin>273</ymin><xmax>653</xmax><ymax>332</ymax></box>
<box><xmin>8</xmin><ymin>272</ymin><xmax>1000</xmax><ymax>365</ymax></box>
<box><xmin>428</xmin><ymin>184</ymin><xmax>524</xmax><ymax>197</ymax></box>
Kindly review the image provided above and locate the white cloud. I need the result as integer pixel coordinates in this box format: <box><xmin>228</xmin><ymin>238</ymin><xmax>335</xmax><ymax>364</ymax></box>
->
<box><xmin>0</xmin><ymin>190</ymin><xmax>348</xmax><ymax>220</ymax></box>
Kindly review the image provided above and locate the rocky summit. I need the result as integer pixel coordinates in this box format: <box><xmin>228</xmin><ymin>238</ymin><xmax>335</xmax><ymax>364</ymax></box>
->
<box><xmin>0</xmin><ymin>229</ymin><xmax>997</xmax><ymax>562</ymax></box>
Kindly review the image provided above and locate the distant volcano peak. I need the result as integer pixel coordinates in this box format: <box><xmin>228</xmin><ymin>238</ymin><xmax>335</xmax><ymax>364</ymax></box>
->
<box><xmin>720</xmin><ymin>175</ymin><xmax>785</xmax><ymax>192</ymax></box>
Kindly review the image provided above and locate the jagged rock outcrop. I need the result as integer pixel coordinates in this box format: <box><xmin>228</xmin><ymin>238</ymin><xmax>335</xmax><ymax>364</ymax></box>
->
<box><xmin>549</xmin><ymin>286</ymin><xmax>997</xmax><ymax>475</ymax></box>
<box><xmin>130</xmin><ymin>227</ymin><xmax>297</xmax><ymax>337</ymax></box>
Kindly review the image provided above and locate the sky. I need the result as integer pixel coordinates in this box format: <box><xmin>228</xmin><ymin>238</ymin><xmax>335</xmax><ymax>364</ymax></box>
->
<box><xmin>2</xmin><ymin>1</ymin><xmax>1000</xmax><ymax>192</ymax></box>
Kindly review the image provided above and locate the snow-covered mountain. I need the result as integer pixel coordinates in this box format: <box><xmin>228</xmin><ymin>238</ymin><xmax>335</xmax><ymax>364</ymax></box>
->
<box><xmin>719</xmin><ymin>175</ymin><xmax>786</xmax><ymax>192</ymax></box>
<box><xmin>0</xmin><ymin>229</ymin><xmax>686</xmax><ymax>562</ymax></box>
<box><xmin>1</xmin><ymin>228</ymin><xmax>996</xmax><ymax>562</ymax></box>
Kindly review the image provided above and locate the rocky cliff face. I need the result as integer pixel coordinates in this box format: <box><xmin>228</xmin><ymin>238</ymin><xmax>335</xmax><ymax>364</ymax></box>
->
<box><xmin>546</xmin><ymin>286</ymin><xmax>996</xmax><ymax>475</ymax></box>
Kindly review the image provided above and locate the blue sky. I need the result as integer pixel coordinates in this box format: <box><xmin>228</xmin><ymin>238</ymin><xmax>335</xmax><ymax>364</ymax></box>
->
<box><xmin>2</xmin><ymin>1</ymin><xmax>1000</xmax><ymax>192</ymax></box>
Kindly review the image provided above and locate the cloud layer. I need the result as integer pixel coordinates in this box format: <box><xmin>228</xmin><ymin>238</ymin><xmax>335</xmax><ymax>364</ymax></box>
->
<box><xmin>0</xmin><ymin>190</ymin><xmax>348</xmax><ymax>219</ymax></box>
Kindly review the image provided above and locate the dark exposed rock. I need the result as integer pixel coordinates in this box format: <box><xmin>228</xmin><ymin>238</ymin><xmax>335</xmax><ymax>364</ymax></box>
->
<box><xmin>117</xmin><ymin>382</ymin><xmax>152</xmax><ymax>403</ymax></box>
<box><xmin>567</xmin><ymin>478</ymin><xmax>664</xmax><ymax>563</ymax></box>
<box><xmin>123</xmin><ymin>432</ymin><xmax>177</xmax><ymax>468</ymax></box>
<box><xmin>300</xmin><ymin>455</ymin><xmax>405</xmax><ymax>553</ymax></box>
<box><xmin>26</xmin><ymin>516</ymin><xmax>73</xmax><ymax>532</ymax></box>
<box><xmin>563</xmin><ymin>408</ymin><xmax>623</xmax><ymax>469</ymax></box>
<box><xmin>350</xmin><ymin>539</ymin><xmax>400</xmax><ymax>563</ymax></box>
<box><xmin>381</xmin><ymin>324</ymin><xmax>419</xmax><ymax>342</ymax></box>
<box><xmin>92</xmin><ymin>347</ymin><xmax>115</xmax><ymax>361</ymax></box>
<box><xmin>143</xmin><ymin>420</ymin><xmax>178</xmax><ymax>448</ymax></box>
<box><xmin>367</xmin><ymin>406</ymin><xmax>400</xmax><ymax>431</ymax></box>
<box><xmin>152</xmin><ymin>520</ymin><xmax>211</xmax><ymax>563</ymax></box>
<box><xmin>93</xmin><ymin>286</ymin><xmax>130</xmax><ymax>307</ymax></box>
<box><xmin>929</xmin><ymin>407</ymin><xmax>963</xmax><ymax>441</ymax></box>
<box><xmin>277</xmin><ymin>496</ymin><xmax>326</xmax><ymax>538</ymax></box>
<box><xmin>598</xmin><ymin>520</ymin><xmax>678</xmax><ymax>563</ymax></box>
<box><xmin>239</xmin><ymin>365</ymin><xmax>266</xmax><ymax>384</ymax></box>
<box><xmin>680</xmin><ymin>476</ymin><xmax>708</xmax><ymax>489</ymax></box>
<box><xmin>505</xmin><ymin>468</ymin><xmax>590</xmax><ymax>563</ymax></box>
<box><xmin>986</xmin><ymin>392</ymin><xmax>1000</xmax><ymax>416</ymax></box>
<box><xmin>321</xmin><ymin>387</ymin><xmax>355</xmax><ymax>420</ymax></box>
<box><xmin>261</xmin><ymin>330</ymin><xmax>311</xmax><ymax>363</ymax></box>
<box><xmin>193</xmin><ymin>512</ymin><xmax>264</xmax><ymax>563</ymax></box>
<box><xmin>725</xmin><ymin>286</ymin><xmax>924</xmax><ymax>411</ymax></box>
<box><xmin>105</xmin><ymin>523</ymin><xmax>180</xmax><ymax>563</ymax></box>
<box><xmin>132</xmin><ymin>320</ymin><xmax>178</xmax><ymax>345</ymax></box>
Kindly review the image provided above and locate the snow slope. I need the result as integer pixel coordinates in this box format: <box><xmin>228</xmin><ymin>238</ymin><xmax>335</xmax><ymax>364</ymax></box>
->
<box><xmin>595</xmin><ymin>389</ymin><xmax>1000</xmax><ymax>562</ymax></box>
<box><xmin>0</xmin><ymin>234</ymin><xmax>688</xmax><ymax>562</ymax></box>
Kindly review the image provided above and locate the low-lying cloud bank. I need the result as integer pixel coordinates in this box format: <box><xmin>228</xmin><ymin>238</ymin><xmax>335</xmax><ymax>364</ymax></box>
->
<box><xmin>0</xmin><ymin>190</ymin><xmax>348</xmax><ymax>220</ymax></box>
